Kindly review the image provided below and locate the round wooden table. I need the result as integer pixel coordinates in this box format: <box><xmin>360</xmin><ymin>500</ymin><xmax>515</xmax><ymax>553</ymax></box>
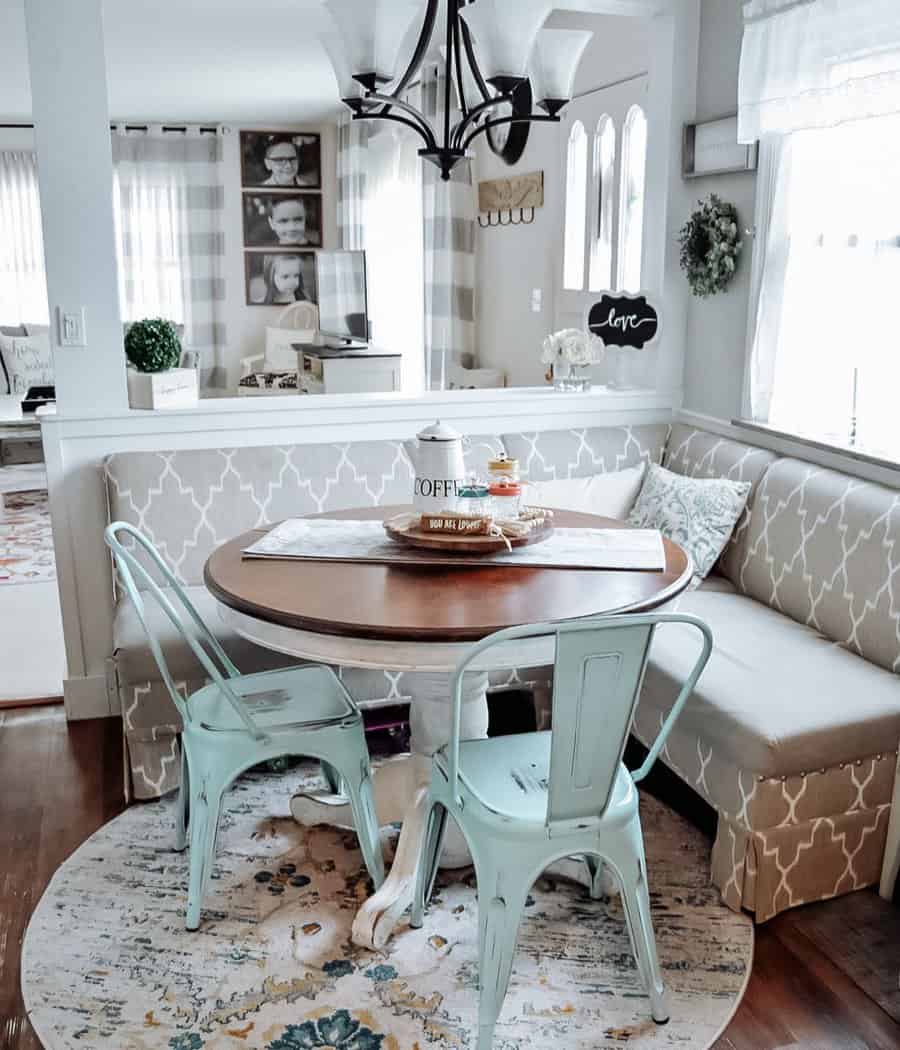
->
<box><xmin>205</xmin><ymin>506</ymin><xmax>691</xmax><ymax>949</ymax></box>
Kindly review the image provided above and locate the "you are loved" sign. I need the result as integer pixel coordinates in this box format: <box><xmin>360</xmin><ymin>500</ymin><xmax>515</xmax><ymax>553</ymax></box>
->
<box><xmin>587</xmin><ymin>292</ymin><xmax>660</xmax><ymax>350</ymax></box>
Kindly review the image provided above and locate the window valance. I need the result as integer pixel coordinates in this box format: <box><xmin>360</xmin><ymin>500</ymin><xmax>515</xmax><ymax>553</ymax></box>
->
<box><xmin>738</xmin><ymin>0</ymin><xmax>900</xmax><ymax>142</ymax></box>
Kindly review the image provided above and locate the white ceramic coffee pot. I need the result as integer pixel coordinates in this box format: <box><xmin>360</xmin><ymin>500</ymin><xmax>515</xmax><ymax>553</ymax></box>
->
<box><xmin>403</xmin><ymin>420</ymin><xmax>466</xmax><ymax>515</ymax></box>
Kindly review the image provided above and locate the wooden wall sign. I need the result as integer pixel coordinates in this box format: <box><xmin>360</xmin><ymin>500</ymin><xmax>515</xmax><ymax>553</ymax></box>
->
<box><xmin>477</xmin><ymin>171</ymin><xmax>544</xmax><ymax>227</ymax></box>
<box><xmin>587</xmin><ymin>293</ymin><xmax>660</xmax><ymax>350</ymax></box>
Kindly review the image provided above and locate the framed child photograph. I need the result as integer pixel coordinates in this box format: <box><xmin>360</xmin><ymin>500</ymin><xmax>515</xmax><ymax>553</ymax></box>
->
<box><xmin>244</xmin><ymin>251</ymin><xmax>318</xmax><ymax>306</ymax></box>
<box><xmin>240</xmin><ymin>130</ymin><xmax>322</xmax><ymax>189</ymax></box>
<box><xmin>242</xmin><ymin>192</ymin><xmax>322</xmax><ymax>248</ymax></box>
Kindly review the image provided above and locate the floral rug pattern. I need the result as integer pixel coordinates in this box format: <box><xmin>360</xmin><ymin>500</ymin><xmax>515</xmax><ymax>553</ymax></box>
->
<box><xmin>0</xmin><ymin>488</ymin><xmax>55</xmax><ymax>584</ymax></box>
<box><xmin>22</xmin><ymin>765</ymin><xmax>753</xmax><ymax>1050</ymax></box>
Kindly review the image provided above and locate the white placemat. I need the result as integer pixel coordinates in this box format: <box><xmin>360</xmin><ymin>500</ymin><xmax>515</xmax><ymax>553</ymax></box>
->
<box><xmin>242</xmin><ymin>518</ymin><xmax>666</xmax><ymax>571</ymax></box>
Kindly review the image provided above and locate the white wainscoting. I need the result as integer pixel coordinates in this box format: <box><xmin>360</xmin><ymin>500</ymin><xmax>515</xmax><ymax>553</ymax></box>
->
<box><xmin>42</xmin><ymin>386</ymin><xmax>678</xmax><ymax>719</ymax></box>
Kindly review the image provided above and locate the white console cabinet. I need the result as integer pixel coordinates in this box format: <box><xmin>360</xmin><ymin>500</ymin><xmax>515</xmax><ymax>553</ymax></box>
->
<box><xmin>299</xmin><ymin>347</ymin><xmax>402</xmax><ymax>395</ymax></box>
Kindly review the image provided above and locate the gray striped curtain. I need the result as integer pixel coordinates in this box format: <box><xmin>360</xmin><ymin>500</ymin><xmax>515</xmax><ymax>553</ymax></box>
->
<box><xmin>112</xmin><ymin>127</ymin><xmax>227</xmax><ymax>390</ymax></box>
<box><xmin>337</xmin><ymin>117</ymin><xmax>370</xmax><ymax>251</ymax></box>
<box><xmin>421</xmin><ymin>68</ymin><xmax>477</xmax><ymax>390</ymax></box>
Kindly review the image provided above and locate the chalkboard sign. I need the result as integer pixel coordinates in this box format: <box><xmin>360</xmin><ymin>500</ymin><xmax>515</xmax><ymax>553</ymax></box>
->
<box><xmin>587</xmin><ymin>293</ymin><xmax>660</xmax><ymax>350</ymax></box>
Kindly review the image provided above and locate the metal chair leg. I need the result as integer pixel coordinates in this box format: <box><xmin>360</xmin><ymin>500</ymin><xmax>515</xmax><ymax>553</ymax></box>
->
<box><xmin>411</xmin><ymin>801</ymin><xmax>448</xmax><ymax>928</ymax></box>
<box><xmin>185</xmin><ymin>772</ymin><xmax>225</xmax><ymax>931</ymax></box>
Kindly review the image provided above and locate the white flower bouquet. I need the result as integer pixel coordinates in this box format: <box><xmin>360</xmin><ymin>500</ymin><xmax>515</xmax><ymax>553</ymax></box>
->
<box><xmin>540</xmin><ymin>328</ymin><xmax>595</xmax><ymax>368</ymax></box>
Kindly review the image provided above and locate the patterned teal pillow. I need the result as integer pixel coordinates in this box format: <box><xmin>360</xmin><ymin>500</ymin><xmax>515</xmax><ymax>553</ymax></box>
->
<box><xmin>627</xmin><ymin>463</ymin><xmax>750</xmax><ymax>578</ymax></box>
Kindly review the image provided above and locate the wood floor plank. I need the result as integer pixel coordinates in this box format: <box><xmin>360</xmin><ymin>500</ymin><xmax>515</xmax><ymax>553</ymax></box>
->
<box><xmin>0</xmin><ymin>707</ymin><xmax>124</xmax><ymax>1050</ymax></box>
<box><xmin>781</xmin><ymin>890</ymin><xmax>900</xmax><ymax>1024</ymax></box>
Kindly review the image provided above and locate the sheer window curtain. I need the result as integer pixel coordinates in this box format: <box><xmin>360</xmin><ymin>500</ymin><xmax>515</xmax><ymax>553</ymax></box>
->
<box><xmin>739</xmin><ymin>0</ymin><xmax>900</xmax><ymax>425</ymax></box>
<box><xmin>337</xmin><ymin>115</ymin><xmax>425</xmax><ymax>393</ymax></box>
<box><xmin>0</xmin><ymin>151</ymin><xmax>49</xmax><ymax>325</ymax></box>
<box><xmin>421</xmin><ymin>67</ymin><xmax>477</xmax><ymax>391</ymax></box>
<box><xmin>112</xmin><ymin>126</ymin><xmax>227</xmax><ymax>389</ymax></box>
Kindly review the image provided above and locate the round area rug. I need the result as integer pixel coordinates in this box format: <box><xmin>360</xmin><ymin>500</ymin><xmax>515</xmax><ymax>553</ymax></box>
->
<box><xmin>22</xmin><ymin>765</ymin><xmax>753</xmax><ymax>1050</ymax></box>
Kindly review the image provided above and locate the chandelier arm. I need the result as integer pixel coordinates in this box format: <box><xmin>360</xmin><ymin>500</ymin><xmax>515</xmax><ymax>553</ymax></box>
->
<box><xmin>459</xmin><ymin>12</ymin><xmax>492</xmax><ymax>103</ymax></box>
<box><xmin>352</xmin><ymin>110</ymin><xmax>434</xmax><ymax>150</ymax></box>
<box><xmin>364</xmin><ymin>92</ymin><xmax>439</xmax><ymax>150</ymax></box>
<box><xmin>442</xmin><ymin>0</ymin><xmax>456</xmax><ymax>152</ymax></box>
<box><xmin>452</xmin><ymin>8</ymin><xmax>469</xmax><ymax>119</ymax></box>
<box><xmin>461</xmin><ymin>113</ymin><xmax>559</xmax><ymax>153</ymax></box>
<box><xmin>390</xmin><ymin>0</ymin><xmax>440</xmax><ymax>100</ymax></box>
<box><xmin>451</xmin><ymin>94</ymin><xmax>511</xmax><ymax>150</ymax></box>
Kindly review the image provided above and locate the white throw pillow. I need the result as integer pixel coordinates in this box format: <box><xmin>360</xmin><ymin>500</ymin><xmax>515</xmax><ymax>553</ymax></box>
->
<box><xmin>526</xmin><ymin>463</ymin><xmax>646</xmax><ymax>520</ymax></box>
<box><xmin>0</xmin><ymin>331</ymin><xmax>54</xmax><ymax>397</ymax></box>
<box><xmin>627</xmin><ymin>463</ymin><xmax>750</xmax><ymax>578</ymax></box>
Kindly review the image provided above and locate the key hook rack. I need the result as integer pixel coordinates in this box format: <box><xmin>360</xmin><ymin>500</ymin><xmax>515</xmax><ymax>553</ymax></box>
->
<box><xmin>477</xmin><ymin>171</ymin><xmax>543</xmax><ymax>231</ymax></box>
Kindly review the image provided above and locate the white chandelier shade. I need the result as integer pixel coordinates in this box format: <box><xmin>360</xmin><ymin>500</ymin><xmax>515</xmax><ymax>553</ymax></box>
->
<box><xmin>323</xmin><ymin>0</ymin><xmax>428</xmax><ymax>87</ymax></box>
<box><xmin>458</xmin><ymin>0</ymin><xmax>556</xmax><ymax>83</ymax></box>
<box><xmin>319</xmin><ymin>23</ymin><xmax>361</xmax><ymax>101</ymax></box>
<box><xmin>530</xmin><ymin>28</ymin><xmax>593</xmax><ymax>106</ymax></box>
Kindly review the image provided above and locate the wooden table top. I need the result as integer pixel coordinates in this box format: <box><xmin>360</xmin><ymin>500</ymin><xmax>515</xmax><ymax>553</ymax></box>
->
<box><xmin>204</xmin><ymin>506</ymin><xmax>692</xmax><ymax>644</ymax></box>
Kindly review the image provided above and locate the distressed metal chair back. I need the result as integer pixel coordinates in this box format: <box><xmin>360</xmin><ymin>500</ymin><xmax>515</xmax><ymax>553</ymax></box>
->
<box><xmin>447</xmin><ymin>613</ymin><xmax>713</xmax><ymax>828</ymax></box>
<box><xmin>104</xmin><ymin>520</ymin><xmax>264</xmax><ymax>739</ymax></box>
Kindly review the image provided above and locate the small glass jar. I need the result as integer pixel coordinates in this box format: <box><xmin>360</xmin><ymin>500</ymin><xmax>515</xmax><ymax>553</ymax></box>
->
<box><xmin>487</xmin><ymin>454</ymin><xmax>520</xmax><ymax>487</ymax></box>
<box><xmin>489</xmin><ymin>479</ymin><xmax>522</xmax><ymax>520</ymax></box>
<box><xmin>456</xmin><ymin>481</ymin><xmax>492</xmax><ymax>518</ymax></box>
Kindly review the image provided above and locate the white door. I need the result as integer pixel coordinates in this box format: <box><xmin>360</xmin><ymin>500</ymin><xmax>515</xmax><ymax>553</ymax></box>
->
<box><xmin>554</xmin><ymin>76</ymin><xmax>649</xmax><ymax>334</ymax></box>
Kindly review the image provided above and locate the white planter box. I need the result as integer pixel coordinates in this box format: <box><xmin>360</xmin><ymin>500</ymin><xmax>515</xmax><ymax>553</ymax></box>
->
<box><xmin>127</xmin><ymin>368</ymin><xmax>199</xmax><ymax>410</ymax></box>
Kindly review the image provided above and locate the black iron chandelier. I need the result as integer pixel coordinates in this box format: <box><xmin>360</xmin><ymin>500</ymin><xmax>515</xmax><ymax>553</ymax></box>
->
<box><xmin>320</xmin><ymin>0</ymin><xmax>593</xmax><ymax>180</ymax></box>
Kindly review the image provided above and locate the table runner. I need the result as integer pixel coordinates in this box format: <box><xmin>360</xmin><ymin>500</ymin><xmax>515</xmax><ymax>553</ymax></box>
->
<box><xmin>242</xmin><ymin>518</ymin><xmax>666</xmax><ymax>571</ymax></box>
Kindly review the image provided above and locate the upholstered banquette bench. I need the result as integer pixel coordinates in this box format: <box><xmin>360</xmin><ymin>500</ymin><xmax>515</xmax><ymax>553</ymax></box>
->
<box><xmin>103</xmin><ymin>422</ymin><xmax>900</xmax><ymax>923</ymax></box>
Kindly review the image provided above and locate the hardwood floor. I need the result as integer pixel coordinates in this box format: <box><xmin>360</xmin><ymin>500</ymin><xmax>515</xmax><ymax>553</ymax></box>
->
<box><xmin>2</xmin><ymin>704</ymin><xmax>900</xmax><ymax>1049</ymax></box>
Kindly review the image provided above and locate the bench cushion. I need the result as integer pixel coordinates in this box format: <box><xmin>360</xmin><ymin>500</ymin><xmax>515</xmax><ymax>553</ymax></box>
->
<box><xmin>736</xmin><ymin>458</ymin><xmax>900</xmax><ymax>674</ymax></box>
<box><xmin>640</xmin><ymin>583</ymin><xmax>900</xmax><ymax>779</ymax></box>
<box><xmin>502</xmin><ymin>424</ymin><xmax>668</xmax><ymax>480</ymax></box>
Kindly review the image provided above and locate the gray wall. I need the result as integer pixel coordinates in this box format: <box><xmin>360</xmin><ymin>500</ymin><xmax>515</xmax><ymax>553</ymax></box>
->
<box><xmin>682</xmin><ymin>0</ymin><xmax>756</xmax><ymax>420</ymax></box>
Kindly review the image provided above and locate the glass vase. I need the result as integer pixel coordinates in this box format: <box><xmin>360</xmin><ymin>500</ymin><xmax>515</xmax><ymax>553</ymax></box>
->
<box><xmin>553</xmin><ymin>360</ymin><xmax>592</xmax><ymax>393</ymax></box>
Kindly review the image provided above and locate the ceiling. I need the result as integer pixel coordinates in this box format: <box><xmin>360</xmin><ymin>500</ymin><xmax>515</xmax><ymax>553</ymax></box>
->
<box><xmin>1</xmin><ymin>0</ymin><xmax>342</xmax><ymax>125</ymax></box>
<box><xmin>0</xmin><ymin>0</ymin><xmax>657</xmax><ymax>127</ymax></box>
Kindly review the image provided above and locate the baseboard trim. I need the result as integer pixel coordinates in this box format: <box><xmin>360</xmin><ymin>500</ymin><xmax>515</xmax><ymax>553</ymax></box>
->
<box><xmin>63</xmin><ymin>673</ymin><xmax>115</xmax><ymax>720</ymax></box>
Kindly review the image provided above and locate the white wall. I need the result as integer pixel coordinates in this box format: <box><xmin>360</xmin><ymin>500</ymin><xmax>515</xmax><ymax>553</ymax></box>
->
<box><xmin>474</xmin><ymin>14</ymin><xmax>651</xmax><ymax>388</ymax></box>
<box><xmin>220</xmin><ymin>122</ymin><xmax>338</xmax><ymax>390</ymax></box>
<box><xmin>681</xmin><ymin>0</ymin><xmax>756</xmax><ymax>421</ymax></box>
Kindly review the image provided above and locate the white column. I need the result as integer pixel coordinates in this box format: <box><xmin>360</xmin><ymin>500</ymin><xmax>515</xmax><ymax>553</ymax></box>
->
<box><xmin>24</xmin><ymin>0</ymin><xmax>128</xmax><ymax>415</ymax></box>
<box><xmin>643</xmin><ymin>1</ymin><xmax>700</xmax><ymax>397</ymax></box>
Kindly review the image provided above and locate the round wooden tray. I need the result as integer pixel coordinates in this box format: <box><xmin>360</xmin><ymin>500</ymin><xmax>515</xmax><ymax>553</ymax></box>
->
<box><xmin>384</xmin><ymin>515</ymin><xmax>553</xmax><ymax>554</ymax></box>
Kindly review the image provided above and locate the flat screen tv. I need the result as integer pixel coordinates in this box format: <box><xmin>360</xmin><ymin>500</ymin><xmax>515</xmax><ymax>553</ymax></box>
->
<box><xmin>315</xmin><ymin>250</ymin><xmax>369</xmax><ymax>346</ymax></box>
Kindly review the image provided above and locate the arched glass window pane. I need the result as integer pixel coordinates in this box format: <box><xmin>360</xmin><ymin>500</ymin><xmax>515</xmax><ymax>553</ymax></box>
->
<box><xmin>617</xmin><ymin>105</ymin><xmax>647</xmax><ymax>292</ymax></box>
<box><xmin>563</xmin><ymin>120</ymin><xmax>588</xmax><ymax>291</ymax></box>
<box><xmin>589</xmin><ymin>115</ymin><xmax>615</xmax><ymax>292</ymax></box>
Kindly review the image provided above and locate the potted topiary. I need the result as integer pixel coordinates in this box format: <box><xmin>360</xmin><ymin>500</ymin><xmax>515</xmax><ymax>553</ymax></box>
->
<box><xmin>125</xmin><ymin>318</ymin><xmax>198</xmax><ymax>409</ymax></box>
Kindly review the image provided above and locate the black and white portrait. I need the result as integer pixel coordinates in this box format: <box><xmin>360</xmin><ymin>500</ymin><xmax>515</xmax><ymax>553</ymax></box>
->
<box><xmin>244</xmin><ymin>251</ymin><xmax>318</xmax><ymax>307</ymax></box>
<box><xmin>240</xmin><ymin>131</ymin><xmax>321</xmax><ymax>189</ymax></box>
<box><xmin>242</xmin><ymin>192</ymin><xmax>322</xmax><ymax>248</ymax></box>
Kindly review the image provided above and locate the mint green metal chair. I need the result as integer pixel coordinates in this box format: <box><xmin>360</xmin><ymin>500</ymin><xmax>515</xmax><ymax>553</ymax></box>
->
<box><xmin>105</xmin><ymin>521</ymin><xmax>385</xmax><ymax>930</ymax></box>
<box><xmin>411</xmin><ymin>613</ymin><xmax>713</xmax><ymax>1049</ymax></box>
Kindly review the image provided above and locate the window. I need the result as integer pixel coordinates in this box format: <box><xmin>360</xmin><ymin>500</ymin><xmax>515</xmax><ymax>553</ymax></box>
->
<box><xmin>617</xmin><ymin>105</ymin><xmax>647</xmax><ymax>292</ymax></box>
<box><xmin>589</xmin><ymin>116</ymin><xmax>615</xmax><ymax>292</ymax></box>
<box><xmin>764</xmin><ymin>114</ymin><xmax>900</xmax><ymax>461</ymax></box>
<box><xmin>563</xmin><ymin>120</ymin><xmax>588</xmax><ymax>291</ymax></box>
<box><xmin>112</xmin><ymin>166</ymin><xmax>187</xmax><ymax>325</ymax></box>
<box><xmin>0</xmin><ymin>152</ymin><xmax>49</xmax><ymax>325</ymax></box>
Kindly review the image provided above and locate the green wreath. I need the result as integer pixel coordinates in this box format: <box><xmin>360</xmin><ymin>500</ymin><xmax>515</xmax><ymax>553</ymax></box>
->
<box><xmin>678</xmin><ymin>194</ymin><xmax>742</xmax><ymax>297</ymax></box>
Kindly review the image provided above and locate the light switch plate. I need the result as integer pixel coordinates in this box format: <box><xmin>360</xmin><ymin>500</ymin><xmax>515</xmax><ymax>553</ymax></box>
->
<box><xmin>57</xmin><ymin>306</ymin><xmax>87</xmax><ymax>348</ymax></box>
<box><xmin>531</xmin><ymin>288</ymin><xmax>542</xmax><ymax>313</ymax></box>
